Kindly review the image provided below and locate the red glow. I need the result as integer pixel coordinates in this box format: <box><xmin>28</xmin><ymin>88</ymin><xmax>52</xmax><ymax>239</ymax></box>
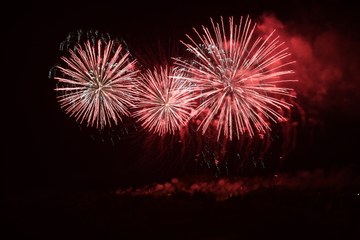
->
<box><xmin>117</xmin><ymin>167</ymin><xmax>358</xmax><ymax>201</ymax></box>
<box><xmin>259</xmin><ymin>14</ymin><xmax>360</xmax><ymax>120</ymax></box>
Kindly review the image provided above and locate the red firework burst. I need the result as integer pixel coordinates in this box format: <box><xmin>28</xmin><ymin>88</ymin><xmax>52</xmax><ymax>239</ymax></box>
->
<box><xmin>133</xmin><ymin>65</ymin><xmax>196</xmax><ymax>136</ymax></box>
<box><xmin>54</xmin><ymin>39</ymin><xmax>139</xmax><ymax>129</ymax></box>
<box><xmin>174</xmin><ymin>16</ymin><xmax>297</xmax><ymax>141</ymax></box>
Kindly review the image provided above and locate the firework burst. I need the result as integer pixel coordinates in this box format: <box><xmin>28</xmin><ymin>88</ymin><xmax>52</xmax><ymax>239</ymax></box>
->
<box><xmin>53</xmin><ymin>38</ymin><xmax>139</xmax><ymax>129</ymax></box>
<box><xmin>133</xmin><ymin>65</ymin><xmax>196</xmax><ymax>136</ymax></box>
<box><xmin>174</xmin><ymin>16</ymin><xmax>297</xmax><ymax>141</ymax></box>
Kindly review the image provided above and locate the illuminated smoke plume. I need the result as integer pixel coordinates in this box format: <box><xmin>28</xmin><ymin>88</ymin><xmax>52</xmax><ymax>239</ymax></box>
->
<box><xmin>258</xmin><ymin>13</ymin><xmax>360</xmax><ymax>122</ymax></box>
<box><xmin>117</xmin><ymin>167</ymin><xmax>359</xmax><ymax>202</ymax></box>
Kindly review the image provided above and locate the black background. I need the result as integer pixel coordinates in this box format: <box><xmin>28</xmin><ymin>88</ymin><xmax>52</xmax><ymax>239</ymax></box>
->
<box><xmin>6</xmin><ymin>0</ymin><xmax>360</xmax><ymax>189</ymax></box>
<box><xmin>4</xmin><ymin>1</ymin><xmax>360</xmax><ymax>239</ymax></box>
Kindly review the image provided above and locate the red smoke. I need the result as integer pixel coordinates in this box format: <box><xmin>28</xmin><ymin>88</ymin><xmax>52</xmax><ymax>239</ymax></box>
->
<box><xmin>258</xmin><ymin>13</ymin><xmax>360</xmax><ymax>121</ymax></box>
<box><xmin>116</xmin><ymin>167</ymin><xmax>359</xmax><ymax>202</ymax></box>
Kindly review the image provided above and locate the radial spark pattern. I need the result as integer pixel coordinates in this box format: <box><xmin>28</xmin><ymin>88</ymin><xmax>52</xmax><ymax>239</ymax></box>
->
<box><xmin>174</xmin><ymin>16</ymin><xmax>297</xmax><ymax>140</ymax></box>
<box><xmin>54</xmin><ymin>39</ymin><xmax>139</xmax><ymax>128</ymax></box>
<box><xmin>133</xmin><ymin>65</ymin><xmax>196</xmax><ymax>136</ymax></box>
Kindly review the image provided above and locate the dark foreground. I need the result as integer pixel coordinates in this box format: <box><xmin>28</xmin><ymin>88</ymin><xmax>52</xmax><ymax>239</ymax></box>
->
<box><xmin>3</xmin><ymin>173</ymin><xmax>359</xmax><ymax>240</ymax></box>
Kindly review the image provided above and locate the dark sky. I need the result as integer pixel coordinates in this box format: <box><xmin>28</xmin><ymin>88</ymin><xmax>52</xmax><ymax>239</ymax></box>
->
<box><xmin>5</xmin><ymin>0</ymin><xmax>360</xmax><ymax>191</ymax></box>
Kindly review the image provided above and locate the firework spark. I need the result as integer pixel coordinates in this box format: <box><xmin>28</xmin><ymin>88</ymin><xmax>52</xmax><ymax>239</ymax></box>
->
<box><xmin>174</xmin><ymin>16</ymin><xmax>297</xmax><ymax>140</ymax></box>
<box><xmin>133</xmin><ymin>65</ymin><xmax>196</xmax><ymax>136</ymax></box>
<box><xmin>54</xmin><ymin>39</ymin><xmax>139</xmax><ymax>129</ymax></box>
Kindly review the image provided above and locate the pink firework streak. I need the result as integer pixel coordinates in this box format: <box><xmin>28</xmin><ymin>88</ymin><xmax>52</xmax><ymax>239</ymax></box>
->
<box><xmin>133</xmin><ymin>65</ymin><xmax>196</xmax><ymax>136</ymax></box>
<box><xmin>174</xmin><ymin>16</ymin><xmax>297</xmax><ymax>141</ymax></box>
<box><xmin>54</xmin><ymin>39</ymin><xmax>139</xmax><ymax>129</ymax></box>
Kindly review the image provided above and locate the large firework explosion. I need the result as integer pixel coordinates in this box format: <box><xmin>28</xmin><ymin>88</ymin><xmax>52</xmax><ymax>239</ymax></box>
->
<box><xmin>174</xmin><ymin>16</ymin><xmax>297</xmax><ymax>141</ymax></box>
<box><xmin>49</xmin><ymin>15</ymin><xmax>302</xmax><ymax>175</ymax></box>
<box><xmin>52</xmin><ymin>32</ymin><xmax>139</xmax><ymax>129</ymax></box>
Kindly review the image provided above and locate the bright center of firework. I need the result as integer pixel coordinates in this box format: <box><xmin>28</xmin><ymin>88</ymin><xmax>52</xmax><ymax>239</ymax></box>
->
<box><xmin>223</xmin><ymin>78</ymin><xmax>235</xmax><ymax>94</ymax></box>
<box><xmin>89</xmin><ymin>77</ymin><xmax>106</xmax><ymax>94</ymax></box>
<box><xmin>96</xmin><ymin>81</ymin><xmax>103</xmax><ymax>90</ymax></box>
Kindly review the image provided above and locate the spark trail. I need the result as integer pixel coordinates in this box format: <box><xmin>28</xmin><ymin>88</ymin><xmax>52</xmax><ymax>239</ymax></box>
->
<box><xmin>133</xmin><ymin>65</ymin><xmax>196</xmax><ymax>136</ymax></box>
<box><xmin>54</xmin><ymin>39</ymin><xmax>139</xmax><ymax>129</ymax></box>
<box><xmin>174</xmin><ymin>16</ymin><xmax>297</xmax><ymax>141</ymax></box>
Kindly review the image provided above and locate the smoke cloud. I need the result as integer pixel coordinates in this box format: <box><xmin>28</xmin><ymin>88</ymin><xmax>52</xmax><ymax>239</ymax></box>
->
<box><xmin>258</xmin><ymin>13</ymin><xmax>360</xmax><ymax>122</ymax></box>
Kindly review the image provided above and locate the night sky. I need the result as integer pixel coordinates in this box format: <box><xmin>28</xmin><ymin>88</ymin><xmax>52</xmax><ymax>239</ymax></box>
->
<box><xmin>6</xmin><ymin>0</ymin><xmax>360</xmax><ymax>190</ymax></box>
<box><xmin>4</xmin><ymin>1</ymin><xmax>360</xmax><ymax>239</ymax></box>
